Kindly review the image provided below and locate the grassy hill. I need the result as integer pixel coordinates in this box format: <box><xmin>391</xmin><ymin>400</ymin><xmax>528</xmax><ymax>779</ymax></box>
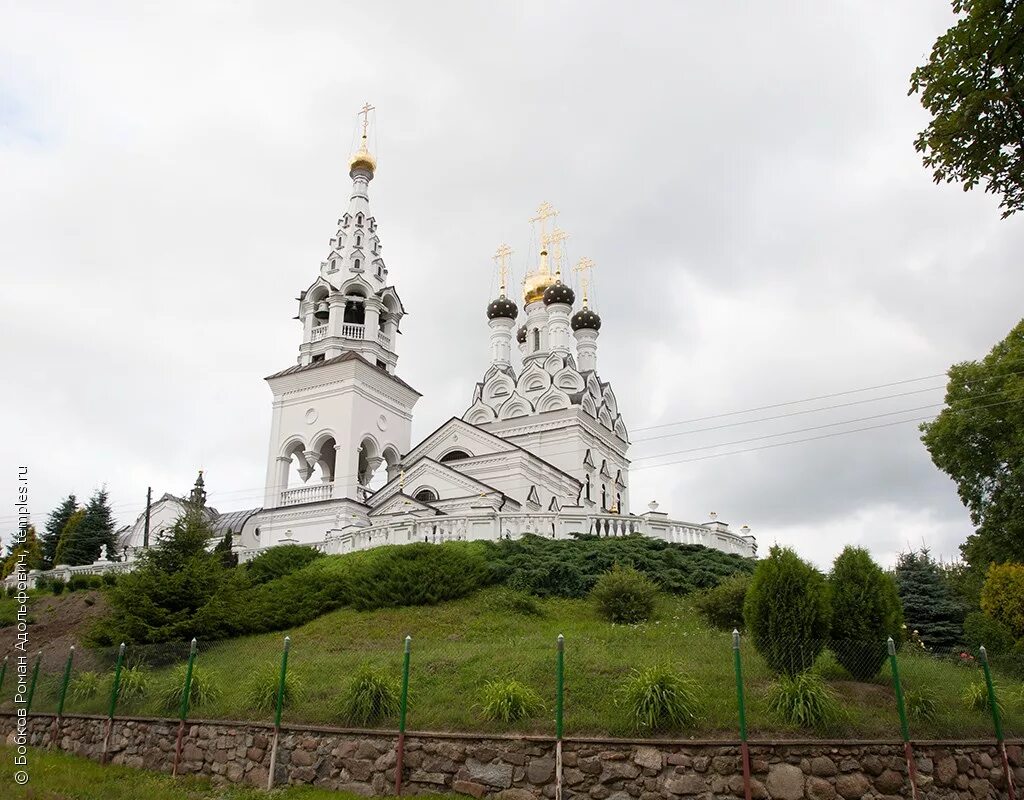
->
<box><xmin>7</xmin><ymin>585</ymin><xmax>1024</xmax><ymax>740</ymax></box>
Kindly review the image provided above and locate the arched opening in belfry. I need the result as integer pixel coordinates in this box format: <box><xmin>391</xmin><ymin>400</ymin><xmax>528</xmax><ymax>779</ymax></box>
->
<box><xmin>357</xmin><ymin>437</ymin><xmax>379</xmax><ymax>491</ymax></box>
<box><xmin>311</xmin><ymin>436</ymin><xmax>336</xmax><ymax>483</ymax></box>
<box><xmin>440</xmin><ymin>450</ymin><xmax>470</xmax><ymax>464</ymax></box>
<box><xmin>344</xmin><ymin>287</ymin><xmax>367</xmax><ymax>325</ymax></box>
<box><xmin>281</xmin><ymin>440</ymin><xmax>309</xmax><ymax>491</ymax></box>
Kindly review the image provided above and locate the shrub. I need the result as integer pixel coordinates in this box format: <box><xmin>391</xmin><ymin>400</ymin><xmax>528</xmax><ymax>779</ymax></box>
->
<box><xmin>615</xmin><ymin>666</ymin><xmax>701</xmax><ymax>732</ymax></box>
<box><xmin>963</xmin><ymin>611</ymin><xmax>1016</xmax><ymax>655</ymax></box>
<box><xmin>963</xmin><ymin>679</ymin><xmax>1003</xmax><ymax>715</ymax></box>
<box><xmin>244</xmin><ymin>665</ymin><xmax>303</xmax><ymax>712</ymax></box>
<box><xmin>101</xmin><ymin>573</ymin><xmax>118</xmax><ymax>588</ymax></box>
<box><xmin>591</xmin><ymin>564</ymin><xmax>658</xmax><ymax>624</ymax></box>
<box><xmin>156</xmin><ymin>665</ymin><xmax>221</xmax><ymax>713</ymax></box>
<box><xmin>50</xmin><ymin>579</ymin><xmax>66</xmax><ymax>596</ymax></box>
<box><xmin>68</xmin><ymin>575</ymin><xmax>92</xmax><ymax>592</ymax></box>
<box><xmin>245</xmin><ymin>545</ymin><xmax>323</xmax><ymax>585</ymax></box>
<box><xmin>694</xmin><ymin>573</ymin><xmax>750</xmax><ymax>630</ymax></box>
<box><xmin>486</xmin><ymin>588</ymin><xmax>544</xmax><ymax>616</ymax></box>
<box><xmin>766</xmin><ymin>671</ymin><xmax>840</xmax><ymax>729</ymax></box>
<box><xmin>980</xmin><ymin>563</ymin><xmax>1024</xmax><ymax>639</ymax></box>
<box><xmin>904</xmin><ymin>687</ymin><xmax>938</xmax><ymax>722</ymax></box>
<box><xmin>828</xmin><ymin>547</ymin><xmax>903</xmax><ymax>681</ymax></box>
<box><xmin>338</xmin><ymin>668</ymin><xmax>400</xmax><ymax>726</ymax></box>
<box><xmin>477</xmin><ymin>679</ymin><xmax>544</xmax><ymax>724</ymax></box>
<box><xmin>744</xmin><ymin>546</ymin><xmax>832</xmax><ymax>676</ymax></box>
<box><xmin>69</xmin><ymin>671</ymin><xmax>106</xmax><ymax>702</ymax></box>
<box><xmin>116</xmin><ymin>664</ymin><xmax>151</xmax><ymax>703</ymax></box>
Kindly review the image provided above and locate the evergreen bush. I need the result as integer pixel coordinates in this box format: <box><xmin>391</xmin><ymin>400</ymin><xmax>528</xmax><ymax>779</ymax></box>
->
<box><xmin>694</xmin><ymin>573</ymin><xmax>751</xmax><ymax>630</ymax></box>
<box><xmin>50</xmin><ymin>579</ymin><xmax>66</xmax><ymax>596</ymax></box>
<box><xmin>744</xmin><ymin>546</ymin><xmax>831</xmax><ymax>676</ymax></box>
<box><xmin>980</xmin><ymin>563</ymin><xmax>1024</xmax><ymax>639</ymax></box>
<box><xmin>828</xmin><ymin>546</ymin><xmax>903</xmax><ymax>680</ymax></box>
<box><xmin>591</xmin><ymin>564</ymin><xmax>658</xmax><ymax>624</ymax></box>
<box><xmin>615</xmin><ymin>666</ymin><xmax>701</xmax><ymax>732</ymax></box>
<box><xmin>895</xmin><ymin>549</ymin><xmax>964</xmax><ymax>650</ymax></box>
<box><xmin>477</xmin><ymin>679</ymin><xmax>544</xmax><ymax>723</ymax></box>
<box><xmin>486</xmin><ymin>588</ymin><xmax>544</xmax><ymax>616</ymax></box>
<box><xmin>245</xmin><ymin>544</ymin><xmax>323</xmax><ymax>585</ymax></box>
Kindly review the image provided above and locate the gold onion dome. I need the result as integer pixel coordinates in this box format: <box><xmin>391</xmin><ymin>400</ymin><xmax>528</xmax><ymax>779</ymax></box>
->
<box><xmin>349</xmin><ymin>140</ymin><xmax>377</xmax><ymax>174</ymax></box>
<box><xmin>523</xmin><ymin>249</ymin><xmax>557</xmax><ymax>304</ymax></box>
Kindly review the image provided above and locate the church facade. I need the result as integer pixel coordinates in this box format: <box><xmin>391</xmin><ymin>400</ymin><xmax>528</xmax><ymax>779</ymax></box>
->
<box><xmin>246</xmin><ymin>115</ymin><xmax>756</xmax><ymax>560</ymax></box>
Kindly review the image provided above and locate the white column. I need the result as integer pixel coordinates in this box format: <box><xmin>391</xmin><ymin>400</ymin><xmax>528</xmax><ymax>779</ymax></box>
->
<box><xmin>364</xmin><ymin>298</ymin><xmax>383</xmax><ymax>343</ymax></box>
<box><xmin>575</xmin><ymin>328</ymin><xmax>599</xmax><ymax>372</ymax></box>
<box><xmin>547</xmin><ymin>303</ymin><xmax>572</xmax><ymax>355</ymax></box>
<box><xmin>489</xmin><ymin>317</ymin><xmax>515</xmax><ymax>367</ymax></box>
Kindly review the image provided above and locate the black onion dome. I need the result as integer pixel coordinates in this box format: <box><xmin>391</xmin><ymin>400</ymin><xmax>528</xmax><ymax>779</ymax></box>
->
<box><xmin>543</xmin><ymin>280</ymin><xmax>575</xmax><ymax>306</ymax></box>
<box><xmin>571</xmin><ymin>307</ymin><xmax>602</xmax><ymax>331</ymax></box>
<box><xmin>516</xmin><ymin>324</ymin><xmax>528</xmax><ymax>344</ymax></box>
<box><xmin>486</xmin><ymin>295</ymin><xmax>518</xmax><ymax>320</ymax></box>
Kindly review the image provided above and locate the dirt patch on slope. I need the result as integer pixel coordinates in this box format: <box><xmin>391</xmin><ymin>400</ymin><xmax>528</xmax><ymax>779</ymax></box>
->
<box><xmin>0</xmin><ymin>591</ymin><xmax>110</xmax><ymax>672</ymax></box>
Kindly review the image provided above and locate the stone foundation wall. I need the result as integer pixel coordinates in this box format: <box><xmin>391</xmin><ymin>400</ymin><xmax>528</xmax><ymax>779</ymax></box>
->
<box><xmin>2</xmin><ymin>714</ymin><xmax>1021</xmax><ymax>799</ymax></box>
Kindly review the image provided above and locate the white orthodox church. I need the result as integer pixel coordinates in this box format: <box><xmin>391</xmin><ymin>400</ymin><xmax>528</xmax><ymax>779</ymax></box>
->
<box><xmin>240</xmin><ymin>115</ymin><xmax>756</xmax><ymax>560</ymax></box>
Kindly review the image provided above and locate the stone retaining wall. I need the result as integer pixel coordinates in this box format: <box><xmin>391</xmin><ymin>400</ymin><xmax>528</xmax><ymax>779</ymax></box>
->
<box><xmin>2</xmin><ymin>713</ymin><xmax>1022</xmax><ymax>799</ymax></box>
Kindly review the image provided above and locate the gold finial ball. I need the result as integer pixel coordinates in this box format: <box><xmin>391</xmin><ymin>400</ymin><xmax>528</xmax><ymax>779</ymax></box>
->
<box><xmin>349</xmin><ymin>145</ymin><xmax>377</xmax><ymax>174</ymax></box>
<box><xmin>523</xmin><ymin>271</ymin><xmax>557</xmax><ymax>305</ymax></box>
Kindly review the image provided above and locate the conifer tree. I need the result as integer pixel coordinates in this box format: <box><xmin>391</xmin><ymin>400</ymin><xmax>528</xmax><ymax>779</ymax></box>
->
<box><xmin>2</xmin><ymin>524</ymin><xmax>43</xmax><ymax>577</ymax></box>
<box><xmin>53</xmin><ymin>508</ymin><xmax>86</xmax><ymax>566</ymax></box>
<box><xmin>58</xmin><ymin>488</ymin><xmax>117</xmax><ymax>566</ymax></box>
<box><xmin>42</xmin><ymin>494</ymin><xmax>78</xmax><ymax>568</ymax></box>
<box><xmin>895</xmin><ymin>548</ymin><xmax>965</xmax><ymax>650</ymax></box>
<box><xmin>829</xmin><ymin>546</ymin><xmax>904</xmax><ymax>680</ymax></box>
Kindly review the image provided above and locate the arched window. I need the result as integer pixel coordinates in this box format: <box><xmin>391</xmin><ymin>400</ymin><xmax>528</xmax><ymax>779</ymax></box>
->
<box><xmin>585</xmin><ymin>474</ymin><xmax>591</xmax><ymax>501</ymax></box>
<box><xmin>615</xmin><ymin>492</ymin><xmax>621</xmax><ymax>513</ymax></box>
<box><xmin>601</xmin><ymin>484</ymin><xmax>607</xmax><ymax>510</ymax></box>
<box><xmin>533</xmin><ymin>329</ymin><xmax>540</xmax><ymax>352</ymax></box>
<box><xmin>356</xmin><ymin>213</ymin><xmax>364</xmax><ymax>226</ymax></box>
<box><xmin>355</xmin><ymin>234</ymin><xmax>362</xmax><ymax>247</ymax></box>
<box><xmin>414</xmin><ymin>488</ymin><xmax>437</xmax><ymax>503</ymax></box>
<box><xmin>330</xmin><ymin>259</ymin><xmax>337</xmax><ymax>271</ymax></box>
<box><xmin>354</xmin><ymin>258</ymin><xmax>361</xmax><ymax>271</ymax></box>
<box><xmin>440</xmin><ymin>450</ymin><xmax>470</xmax><ymax>463</ymax></box>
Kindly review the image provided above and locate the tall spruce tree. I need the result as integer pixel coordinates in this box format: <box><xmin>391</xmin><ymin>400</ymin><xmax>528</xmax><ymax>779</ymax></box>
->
<box><xmin>895</xmin><ymin>548</ymin><xmax>965</xmax><ymax>650</ymax></box>
<box><xmin>58</xmin><ymin>488</ymin><xmax>117</xmax><ymax>566</ymax></box>
<box><xmin>42</xmin><ymin>494</ymin><xmax>78</xmax><ymax>568</ymax></box>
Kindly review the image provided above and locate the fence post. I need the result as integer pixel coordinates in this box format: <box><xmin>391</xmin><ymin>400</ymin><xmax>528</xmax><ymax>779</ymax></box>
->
<box><xmin>732</xmin><ymin>631</ymin><xmax>752</xmax><ymax>800</ymax></box>
<box><xmin>394</xmin><ymin>635</ymin><xmax>411</xmax><ymax>796</ymax></box>
<box><xmin>555</xmin><ymin>633</ymin><xmax>565</xmax><ymax>800</ymax></box>
<box><xmin>172</xmin><ymin>638</ymin><xmax>198</xmax><ymax>778</ymax></box>
<box><xmin>25</xmin><ymin>650</ymin><xmax>42</xmax><ymax>714</ymax></box>
<box><xmin>50</xmin><ymin>645</ymin><xmax>75</xmax><ymax>748</ymax></box>
<box><xmin>266</xmin><ymin>635</ymin><xmax>291</xmax><ymax>791</ymax></box>
<box><xmin>887</xmin><ymin>637</ymin><xmax>919</xmax><ymax>800</ymax></box>
<box><xmin>101</xmin><ymin>642</ymin><xmax>126</xmax><ymax>764</ymax></box>
<box><xmin>980</xmin><ymin>646</ymin><xmax>1016</xmax><ymax>800</ymax></box>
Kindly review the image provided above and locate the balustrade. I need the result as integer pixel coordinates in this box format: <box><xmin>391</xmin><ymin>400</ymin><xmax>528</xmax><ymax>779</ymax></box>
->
<box><xmin>279</xmin><ymin>483</ymin><xmax>334</xmax><ymax>506</ymax></box>
<box><xmin>341</xmin><ymin>323</ymin><xmax>364</xmax><ymax>339</ymax></box>
<box><xmin>310</xmin><ymin>324</ymin><xmax>328</xmax><ymax>342</ymax></box>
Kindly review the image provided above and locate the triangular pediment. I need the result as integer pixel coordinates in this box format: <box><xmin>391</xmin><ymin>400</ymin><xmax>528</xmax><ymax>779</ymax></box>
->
<box><xmin>403</xmin><ymin>417</ymin><xmax>517</xmax><ymax>466</ymax></box>
<box><xmin>366</xmin><ymin>456</ymin><xmax>504</xmax><ymax>509</ymax></box>
<box><xmin>369</xmin><ymin>492</ymin><xmax>440</xmax><ymax>517</ymax></box>
<box><xmin>583</xmin><ymin>449</ymin><xmax>595</xmax><ymax>468</ymax></box>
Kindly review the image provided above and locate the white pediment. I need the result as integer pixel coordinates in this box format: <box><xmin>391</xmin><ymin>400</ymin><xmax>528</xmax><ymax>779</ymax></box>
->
<box><xmin>367</xmin><ymin>457</ymin><xmax>503</xmax><ymax>509</ymax></box>
<box><xmin>403</xmin><ymin>417</ymin><xmax>517</xmax><ymax>466</ymax></box>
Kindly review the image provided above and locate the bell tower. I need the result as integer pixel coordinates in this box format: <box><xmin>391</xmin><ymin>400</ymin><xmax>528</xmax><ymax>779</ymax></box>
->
<box><xmin>260</xmin><ymin>106</ymin><xmax>420</xmax><ymax>544</ymax></box>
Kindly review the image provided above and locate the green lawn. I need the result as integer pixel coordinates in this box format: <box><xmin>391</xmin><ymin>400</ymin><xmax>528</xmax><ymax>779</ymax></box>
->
<box><xmin>0</xmin><ymin>745</ymin><xmax>436</xmax><ymax>800</ymax></box>
<box><xmin>6</xmin><ymin>587</ymin><xmax>1024</xmax><ymax>739</ymax></box>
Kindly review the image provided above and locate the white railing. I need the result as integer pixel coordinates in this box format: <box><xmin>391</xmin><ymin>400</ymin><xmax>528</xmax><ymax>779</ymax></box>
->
<box><xmin>377</xmin><ymin>330</ymin><xmax>390</xmax><ymax>348</ymax></box>
<box><xmin>279</xmin><ymin>483</ymin><xmax>334</xmax><ymax>506</ymax></box>
<box><xmin>310</xmin><ymin>324</ymin><xmax>328</xmax><ymax>342</ymax></box>
<box><xmin>315</xmin><ymin>510</ymin><xmax>756</xmax><ymax>558</ymax></box>
<box><xmin>341</xmin><ymin>323</ymin><xmax>364</xmax><ymax>339</ymax></box>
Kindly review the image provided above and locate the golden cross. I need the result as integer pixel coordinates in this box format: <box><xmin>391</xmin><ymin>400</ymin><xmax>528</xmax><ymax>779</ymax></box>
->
<box><xmin>359</xmin><ymin>102</ymin><xmax>375</xmax><ymax>138</ymax></box>
<box><xmin>574</xmin><ymin>257</ymin><xmax>595</xmax><ymax>305</ymax></box>
<box><xmin>530</xmin><ymin>202</ymin><xmax>558</xmax><ymax>238</ymax></box>
<box><xmin>543</xmin><ymin>227</ymin><xmax>569</xmax><ymax>275</ymax></box>
<box><xmin>492</xmin><ymin>244</ymin><xmax>513</xmax><ymax>294</ymax></box>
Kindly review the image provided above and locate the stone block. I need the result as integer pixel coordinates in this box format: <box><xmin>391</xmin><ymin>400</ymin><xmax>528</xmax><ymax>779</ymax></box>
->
<box><xmin>528</xmin><ymin>759</ymin><xmax>555</xmax><ymax>784</ymax></box>
<box><xmin>633</xmin><ymin>747</ymin><xmax>662</xmax><ymax>771</ymax></box>
<box><xmin>453</xmin><ymin>779</ymin><xmax>488</xmax><ymax>798</ymax></box>
<box><xmin>810</xmin><ymin>756</ymin><xmax>837</xmax><ymax>777</ymax></box>
<box><xmin>765</xmin><ymin>763</ymin><xmax>804</xmax><ymax>800</ymax></box>
<box><xmin>806</xmin><ymin>776</ymin><xmax>836</xmax><ymax>800</ymax></box>
<box><xmin>663</xmin><ymin>773</ymin><xmax>706</xmax><ymax>795</ymax></box>
<box><xmin>497</xmin><ymin>789</ymin><xmax>538</xmax><ymax>800</ymax></box>
<box><xmin>601</xmin><ymin>761</ymin><xmax>640</xmax><ymax>782</ymax></box>
<box><xmin>410</xmin><ymin>770</ymin><xmax>448</xmax><ymax>785</ymax></box>
<box><xmin>935</xmin><ymin>755</ymin><xmax>957</xmax><ymax>785</ymax></box>
<box><xmin>873</xmin><ymin>769</ymin><xmax>903</xmax><ymax>794</ymax></box>
<box><xmin>466</xmin><ymin>757</ymin><xmax>514</xmax><ymax>789</ymax></box>
<box><xmin>835</xmin><ymin>772</ymin><xmax>871</xmax><ymax>799</ymax></box>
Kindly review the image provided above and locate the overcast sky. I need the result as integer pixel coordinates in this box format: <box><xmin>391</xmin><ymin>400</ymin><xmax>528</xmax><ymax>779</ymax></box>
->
<box><xmin>2</xmin><ymin>2</ymin><xmax>1021</xmax><ymax>568</ymax></box>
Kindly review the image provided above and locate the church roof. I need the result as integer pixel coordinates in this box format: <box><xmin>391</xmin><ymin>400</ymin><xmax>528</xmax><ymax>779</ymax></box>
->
<box><xmin>210</xmin><ymin>507</ymin><xmax>262</xmax><ymax>536</ymax></box>
<box><xmin>265</xmin><ymin>351</ymin><xmax>421</xmax><ymax>395</ymax></box>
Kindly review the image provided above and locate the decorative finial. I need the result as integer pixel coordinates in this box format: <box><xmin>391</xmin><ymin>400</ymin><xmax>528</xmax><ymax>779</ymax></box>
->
<box><xmin>349</xmin><ymin>103</ymin><xmax>377</xmax><ymax>173</ymax></box>
<box><xmin>573</xmin><ymin>257</ymin><xmax>595</xmax><ymax>307</ymax></box>
<box><xmin>544</xmin><ymin>228</ymin><xmax>569</xmax><ymax>278</ymax></box>
<box><xmin>493</xmin><ymin>244</ymin><xmax>513</xmax><ymax>297</ymax></box>
<box><xmin>530</xmin><ymin>202</ymin><xmax>558</xmax><ymax>241</ymax></box>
